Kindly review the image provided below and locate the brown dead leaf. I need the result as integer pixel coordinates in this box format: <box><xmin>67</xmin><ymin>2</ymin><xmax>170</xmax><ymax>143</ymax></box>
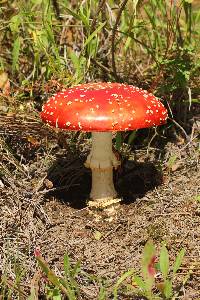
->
<box><xmin>0</xmin><ymin>71</ymin><xmax>8</xmax><ymax>89</ymax></box>
<box><xmin>27</xmin><ymin>135</ymin><xmax>41</xmax><ymax>147</ymax></box>
<box><xmin>2</xmin><ymin>80</ymin><xmax>10</xmax><ymax>96</ymax></box>
<box><xmin>0</xmin><ymin>71</ymin><xmax>10</xmax><ymax>95</ymax></box>
<box><xmin>6</xmin><ymin>112</ymin><xmax>16</xmax><ymax>117</ymax></box>
<box><xmin>176</xmin><ymin>136</ymin><xmax>185</xmax><ymax>145</ymax></box>
<box><xmin>171</xmin><ymin>162</ymin><xmax>182</xmax><ymax>172</ymax></box>
<box><xmin>43</xmin><ymin>179</ymin><xmax>53</xmax><ymax>189</ymax></box>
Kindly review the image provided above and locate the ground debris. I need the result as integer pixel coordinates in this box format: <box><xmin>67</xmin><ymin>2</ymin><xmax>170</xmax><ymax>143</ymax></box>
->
<box><xmin>0</xmin><ymin>120</ymin><xmax>200</xmax><ymax>298</ymax></box>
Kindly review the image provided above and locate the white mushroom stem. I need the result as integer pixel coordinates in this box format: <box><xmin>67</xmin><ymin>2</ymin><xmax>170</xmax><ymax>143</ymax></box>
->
<box><xmin>90</xmin><ymin>168</ymin><xmax>117</xmax><ymax>201</ymax></box>
<box><xmin>85</xmin><ymin>132</ymin><xmax>121</xmax><ymax>211</ymax></box>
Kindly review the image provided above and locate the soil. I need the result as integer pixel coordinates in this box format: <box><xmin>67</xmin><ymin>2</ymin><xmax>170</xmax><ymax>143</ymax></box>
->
<box><xmin>0</xmin><ymin>112</ymin><xmax>200</xmax><ymax>299</ymax></box>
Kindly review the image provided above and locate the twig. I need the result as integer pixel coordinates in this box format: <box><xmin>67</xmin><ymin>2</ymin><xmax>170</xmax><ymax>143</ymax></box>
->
<box><xmin>117</xmin><ymin>30</ymin><xmax>158</xmax><ymax>64</ymax></box>
<box><xmin>101</xmin><ymin>224</ymin><xmax>122</xmax><ymax>240</ymax></box>
<box><xmin>90</xmin><ymin>57</ymin><xmax>115</xmax><ymax>76</ymax></box>
<box><xmin>111</xmin><ymin>0</ymin><xmax>129</xmax><ymax>81</ymax></box>
<box><xmin>169</xmin><ymin>118</ymin><xmax>190</xmax><ymax>142</ymax></box>
<box><xmin>51</xmin><ymin>0</ymin><xmax>62</xmax><ymax>20</ymax></box>
<box><xmin>147</xmin><ymin>127</ymin><xmax>158</xmax><ymax>157</ymax></box>
<box><xmin>90</xmin><ymin>0</ymin><xmax>106</xmax><ymax>32</ymax></box>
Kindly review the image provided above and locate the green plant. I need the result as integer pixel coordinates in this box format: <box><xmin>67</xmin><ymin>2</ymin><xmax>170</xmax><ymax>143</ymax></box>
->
<box><xmin>158</xmin><ymin>244</ymin><xmax>185</xmax><ymax>299</ymax></box>
<box><xmin>195</xmin><ymin>195</ymin><xmax>200</xmax><ymax>202</ymax></box>
<box><xmin>0</xmin><ymin>241</ymin><xmax>189</xmax><ymax>299</ymax></box>
<box><xmin>113</xmin><ymin>241</ymin><xmax>186</xmax><ymax>300</ymax></box>
<box><xmin>1</xmin><ymin>0</ymin><xmax>110</xmax><ymax>86</ymax></box>
<box><xmin>1</xmin><ymin>0</ymin><xmax>200</xmax><ymax>118</ymax></box>
<box><xmin>34</xmin><ymin>249</ymin><xmax>80</xmax><ymax>299</ymax></box>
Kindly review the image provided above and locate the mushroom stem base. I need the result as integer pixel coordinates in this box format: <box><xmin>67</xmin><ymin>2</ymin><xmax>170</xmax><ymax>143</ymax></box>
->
<box><xmin>88</xmin><ymin>168</ymin><xmax>121</xmax><ymax>220</ymax></box>
<box><xmin>88</xmin><ymin>198</ymin><xmax>121</xmax><ymax>221</ymax></box>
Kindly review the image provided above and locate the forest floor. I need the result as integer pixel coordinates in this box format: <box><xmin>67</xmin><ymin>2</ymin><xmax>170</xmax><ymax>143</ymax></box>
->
<box><xmin>0</xmin><ymin>111</ymin><xmax>200</xmax><ymax>299</ymax></box>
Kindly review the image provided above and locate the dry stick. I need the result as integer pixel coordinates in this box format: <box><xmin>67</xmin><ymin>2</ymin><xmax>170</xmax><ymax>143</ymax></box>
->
<box><xmin>51</xmin><ymin>0</ymin><xmax>62</xmax><ymax>20</ymax></box>
<box><xmin>90</xmin><ymin>1</ymin><xmax>112</xmax><ymax>78</ymax></box>
<box><xmin>111</xmin><ymin>0</ymin><xmax>129</xmax><ymax>81</ymax></box>
<box><xmin>169</xmin><ymin>117</ymin><xmax>190</xmax><ymax>142</ymax></box>
<box><xmin>90</xmin><ymin>0</ymin><xmax>106</xmax><ymax>32</ymax></box>
<box><xmin>90</xmin><ymin>57</ymin><xmax>115</xmax><ymax>77</ymax></box>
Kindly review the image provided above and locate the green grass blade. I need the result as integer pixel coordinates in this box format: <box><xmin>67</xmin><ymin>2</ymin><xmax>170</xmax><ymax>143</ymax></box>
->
<box><xmin>63</xmin><ymin>254</ymin><xmax>80</xmax><ymax>297</ymax></box>
<box><xmin>159</xmin><ymin>245</ymin><xmax>169</xmax><ymax>281</ymax></box>
<box><xmin>84</xmin><ymin>21</ymin><xmax>106</xmax><ymax>47</ymax></box>
<box><xmin>69</xmin><ymin>50</ymin><xmax>80</xmax><ymax>71</ymax></box>
<box><xmin>132</xmin><ymin>275</ymin><xmax>146</xmax><ymax>290</ymax></box>
<box><xmin>127</xmin><ymin>130</ymin><xmax>137</xmax><ymax>146</ymax></box>
<box><xmin>59</xmin><ymin>278</ymin><xmax>77</xmax><ymax>300</ymax></box>
<box><xmin>63</xmin><ymin>254</ymin><xmax>71</xmax><ymax>277</ymax></box>
<box><xmin>172</xmin><ymin>249</ymin><xmax>185</xmax><ymax>275</ymax></box>
<box><xmin>36</xmin><ymin>256</ymin><xmax>60</xmax><ymax>287</ymax></box>
<box><xmin>113</xmin><ymin>269</ymin><xmax>134</xmax><ymax>300</ymax></box>
<box><xmin>115</xmin><ymin>132</ymin><xmax>123</xmax><ymax>151</ymax></box>
<box><xmin>97</xmin><ymin>285</ymin><xmax>107</xmax><ymax>300</ymax></box>
<box><xmin>9</xmin><ymin>14</ymin><xmax>21</xmax><ymax>34</ymax></box>
<box><xmin>65</xmin><ymin>7</ymin><xmax>82</xmax><ymax>21</ymax></box>
<box><xmin>71</xmin><ymin>260</ymin><xmax>81</xmax><ymax>278</ymax></box>
<box><xmin>79</xmin><ymin>5</ymin><xmax>90</xmax><ymax>28</ymax></box>
<box><xmin>163</xmin><ymin>279</ymin><xmax>173</xmax><ymax>299</ymax></box>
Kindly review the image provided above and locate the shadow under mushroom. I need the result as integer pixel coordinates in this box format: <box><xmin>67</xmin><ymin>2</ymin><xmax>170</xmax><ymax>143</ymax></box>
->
<box><xmin>45</xmin><ymin>155</ymin><xmax>163</xmax><ymax>209</ymax></box>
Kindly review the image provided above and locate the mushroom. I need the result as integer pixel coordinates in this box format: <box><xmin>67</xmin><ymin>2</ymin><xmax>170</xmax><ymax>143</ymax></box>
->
<box><xmin>41</xmin><ymin>82</ymin><xmax>168</xmax><ymax>219</ymax></box>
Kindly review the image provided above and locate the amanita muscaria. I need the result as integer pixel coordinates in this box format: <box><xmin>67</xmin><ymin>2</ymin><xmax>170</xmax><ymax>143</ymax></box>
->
<box><xmin>41</xmin><ymin>82</ymin><xmax>168</xmax><ymax>219</ymax></box>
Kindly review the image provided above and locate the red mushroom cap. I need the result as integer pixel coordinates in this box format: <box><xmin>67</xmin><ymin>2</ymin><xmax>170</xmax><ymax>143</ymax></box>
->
<box><xmin>41</xmin><ymin>82</ymin><xmax>168</xmax><ymax>131</ymax></box>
